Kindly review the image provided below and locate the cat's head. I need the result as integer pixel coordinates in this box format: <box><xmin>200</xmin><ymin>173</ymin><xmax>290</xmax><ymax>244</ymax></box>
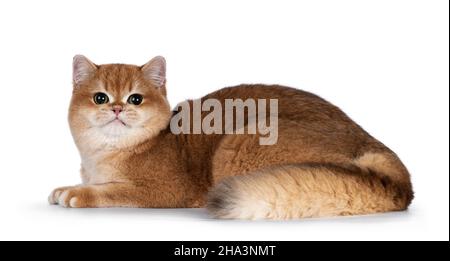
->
<box><xmin>69</xmin><ymin>55</ymin><xmax>171</xmax><ymax>151</ymax></box>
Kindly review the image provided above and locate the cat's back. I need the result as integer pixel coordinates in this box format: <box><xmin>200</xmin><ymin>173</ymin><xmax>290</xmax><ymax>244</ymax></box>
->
<box><xmin>202</xmin><ymin>84</ymin><xmax>380</xmax><ymax>155</ymax></box>
<box><xmin>202</xmin><ymin>84</ymin><xmax>356</xmax><ymax>124</ymax></box>
<box><xmin>202</xmin><ymin>84</ymin><xmax>321</xmax><ymax>105</ymax></box>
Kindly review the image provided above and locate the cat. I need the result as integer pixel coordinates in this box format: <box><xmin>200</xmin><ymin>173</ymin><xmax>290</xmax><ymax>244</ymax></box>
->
<box><xmin>48</xmin><ymin>55</ymin><xmax>414</xmax><ymax>219</ymax></box>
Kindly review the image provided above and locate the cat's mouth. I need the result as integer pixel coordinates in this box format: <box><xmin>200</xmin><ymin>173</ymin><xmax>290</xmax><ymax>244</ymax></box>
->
<box><xmin>104</xmin><ymin>118</ymin><xmax>128</xmax><ymax>127</ymax></box>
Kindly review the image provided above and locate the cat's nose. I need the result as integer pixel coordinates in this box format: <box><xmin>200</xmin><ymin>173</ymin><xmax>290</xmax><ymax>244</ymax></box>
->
<box><xmin>112</xmin><ymin>105</ymin><xmax>123</xmax><ymax>116</ymax></box>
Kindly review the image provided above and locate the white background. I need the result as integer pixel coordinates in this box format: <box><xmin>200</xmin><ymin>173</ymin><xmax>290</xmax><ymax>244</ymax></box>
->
<box><xmin>0</xmin><ymin>0</ymin><xmax>448</xmax><ymax>241</ymax></box>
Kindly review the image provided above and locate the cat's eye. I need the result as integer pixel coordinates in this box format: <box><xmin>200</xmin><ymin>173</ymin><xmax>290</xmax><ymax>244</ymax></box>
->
<box><xmin>127</xmin><ymin>94</ymin><xmax>143</xmax><ymax>105</ymax></box>
<box><xmin>93</xmin><ymin>92</ymin><xmax>109</xmax><ymax>105</ymax></box>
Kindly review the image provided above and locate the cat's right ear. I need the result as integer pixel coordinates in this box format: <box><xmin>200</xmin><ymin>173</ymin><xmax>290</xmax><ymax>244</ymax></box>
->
<box><xmin>72</xmin><ymin>55</ymin><xmax>97</xmax><ymax>86</ymax></box>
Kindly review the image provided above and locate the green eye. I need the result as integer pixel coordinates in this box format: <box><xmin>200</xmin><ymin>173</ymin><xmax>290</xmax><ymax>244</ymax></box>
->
<box><xmin>127</xmin><ymin>94</ymin><xmax>143</xmax><ymax>105</ymax></box>
<box><xmin>93</xmin><ymin>92</ymin><xmax>109</xmax><ymax>104</ymax></box>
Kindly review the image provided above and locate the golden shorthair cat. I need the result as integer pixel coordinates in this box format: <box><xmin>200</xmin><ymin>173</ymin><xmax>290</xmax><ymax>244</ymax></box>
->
<box><xmin>48</xmin><ymin>55</ymin><xmax>413</xmax><ymax>219</ymax></box>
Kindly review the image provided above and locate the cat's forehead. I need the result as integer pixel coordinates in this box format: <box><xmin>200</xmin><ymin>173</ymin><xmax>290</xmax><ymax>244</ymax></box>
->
<box><xmin>94</xmin><ymin>64</ymin><xmax>146</xmax><ymax>94</ymax></box>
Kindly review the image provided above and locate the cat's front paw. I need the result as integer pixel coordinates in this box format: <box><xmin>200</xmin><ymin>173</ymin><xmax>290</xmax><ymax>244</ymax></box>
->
<box><xmin>48</xmin><ymin>186</ymin><xmax>93</xmax><ymax>208</ymax></box>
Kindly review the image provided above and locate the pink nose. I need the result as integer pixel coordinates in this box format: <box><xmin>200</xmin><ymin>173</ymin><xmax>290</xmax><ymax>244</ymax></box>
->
<box><xmin>112</xmin><ymin>106</ymin><xmax>123</xmax><ymax>116</ymax></box>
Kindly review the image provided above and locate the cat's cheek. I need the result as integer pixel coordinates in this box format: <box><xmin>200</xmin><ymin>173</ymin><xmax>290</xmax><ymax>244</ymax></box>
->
<box><xmin>130</xmin><ymin>110</ymin><xmax>148</xmax><ymax>123</ymax></box>
<box><xmin>141</xmin><ymin>109</ymin><xmax>170</xmax><ymax>130</ymax></box>
<box><xmin>81</xmin><ymin>109</ymin><xmax>111</xmax><ymax>127</ymax></box>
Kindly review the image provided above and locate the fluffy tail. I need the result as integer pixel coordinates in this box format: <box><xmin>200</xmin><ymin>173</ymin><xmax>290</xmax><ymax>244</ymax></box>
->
<box><xmin>206</xmin><ymin>152</ymin><xmax>413</xmax><ymax>219</ymax></box>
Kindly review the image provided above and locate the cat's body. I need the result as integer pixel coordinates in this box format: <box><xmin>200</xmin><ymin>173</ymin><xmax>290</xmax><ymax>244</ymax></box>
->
<box><xmin>49</xmin><ymin>56</ymin><xmax>413</xmax><ymax>219</ymax></box>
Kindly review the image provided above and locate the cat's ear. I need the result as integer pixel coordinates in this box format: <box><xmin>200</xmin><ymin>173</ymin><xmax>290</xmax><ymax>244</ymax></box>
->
<box><xmin>73</xmin><ymin>55</ymin><xmax>97</xmax><ymax>86</ymax></box>
<box><xmin>141</xmin><ymin>56</ymin><xmax>166</xmax><ymax>87</ymax></box>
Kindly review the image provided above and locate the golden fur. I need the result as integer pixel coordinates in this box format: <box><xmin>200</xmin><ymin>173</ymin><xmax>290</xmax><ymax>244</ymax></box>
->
<box><xmin>49</xmin><ymin>55</ymin><xmax>414</xmax><ymax>219</ymax></box>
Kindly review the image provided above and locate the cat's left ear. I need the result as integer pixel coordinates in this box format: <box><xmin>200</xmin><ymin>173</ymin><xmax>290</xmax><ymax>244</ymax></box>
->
<box><xmin>141</xmin><ymin>56</ymin><xmax>166</xmax><ymax>88</ymax></box>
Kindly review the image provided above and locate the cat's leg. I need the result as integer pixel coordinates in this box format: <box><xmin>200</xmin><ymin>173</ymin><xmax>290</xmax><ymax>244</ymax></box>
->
<box><xmin>48</xmin><ymin>183</ymin><xmax>152</xmax><ymax>208</ymax></box>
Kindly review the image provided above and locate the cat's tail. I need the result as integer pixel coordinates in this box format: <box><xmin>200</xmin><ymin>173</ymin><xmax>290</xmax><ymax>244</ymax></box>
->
<box><xmin>206</xmin><ymin>152</ymin><xmax>413</xmax><ymax>219</ymax></box>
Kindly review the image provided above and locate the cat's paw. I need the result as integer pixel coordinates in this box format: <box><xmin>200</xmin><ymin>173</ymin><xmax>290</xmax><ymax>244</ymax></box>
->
<box><xmin>48</xmin><ymin>186</ymin><xmax>92</xmax><ymax>208</ymax></box>
<box><xmin>48</xmin><ymin>186</ymin><xmax>73</xmax><ymax>205</ymax></box>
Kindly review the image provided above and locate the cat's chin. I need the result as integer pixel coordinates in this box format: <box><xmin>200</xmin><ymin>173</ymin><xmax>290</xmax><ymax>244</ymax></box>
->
<box><xmin>72</xmin><ymin>116</ymin><xmax>167</xmax><ymax>152</ymax></box>
<box><xmin>75</xmin><ymin>124</ymin><xmax>153</xmax><ymax>152</ymax></box>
